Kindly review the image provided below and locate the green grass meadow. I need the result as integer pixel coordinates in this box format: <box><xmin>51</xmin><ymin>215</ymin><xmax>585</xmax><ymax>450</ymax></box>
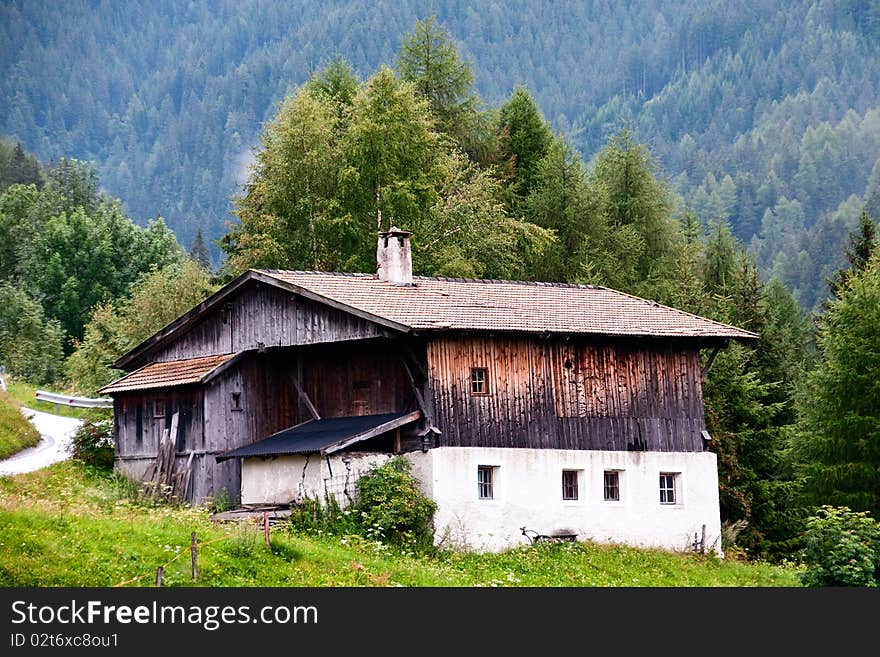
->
<box><xmin>0</xmin><ymin>461</ymin><xmax>802</xmax><ymax>587</ymax></box>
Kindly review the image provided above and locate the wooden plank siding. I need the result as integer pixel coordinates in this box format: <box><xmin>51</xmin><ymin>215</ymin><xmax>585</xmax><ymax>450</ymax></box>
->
<box><xmin>114</xmin><ymin>388</ymin><xmax>204</xmax><ymax>460</ymax></box>
<box><xmin>152</xmin><ymin>283</ymin><xmax>386</xmax><ymax>363</ymax></box>
<box><xmin>302</xmin><ymin>342</ymin><xmax>412</xmax><ymax>419</ymax></box>
<box><xmin>427</xmin><ymin>335</ymin><xmax>707</xmax><ymax>452</ymax></box>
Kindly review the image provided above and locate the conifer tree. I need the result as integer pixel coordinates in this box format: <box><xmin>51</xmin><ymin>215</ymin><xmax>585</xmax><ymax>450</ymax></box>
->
<box><xmin>497</xmin><ymin>87</ymin><xmax>553</xmax><ymax>204</ymax></box>
<box><xmin>189</xmin><ymin>226</ymin><xmax>212</xmax><ymax>271</ymax></box>
<box><xmin>395</xmin><ymin>16</ymin><xmax>476</xmax><ymax>141</ymax></box>
<box><xmin>793</xmin><ymin>250</ymin><xmax>880</xmax><ymax>518</ymax></box>
<box><xmin>826</xmin><ymin>209</ymin><xmax>877</xmax><ymax>302</ymax></box>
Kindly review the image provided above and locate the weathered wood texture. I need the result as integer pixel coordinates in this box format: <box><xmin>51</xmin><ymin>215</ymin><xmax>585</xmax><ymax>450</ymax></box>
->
<box><xmin>113</xmin><ymin>388</ymin><xmax>204</xmax><ymax>459</ymax></box>
<box><xmin>152</xmin><ymin>283</ymin><xmax>385</xmax><ymax>363</ymax></box>
<box><xmin>302</xmin><ymin>342</ymin><xmax>412</xmax><ymax>418</ymax></box>
<box><xmin>427</xmin><ymin>335</ymin><xmax>706</xmax><ymax>452</ymax></box>
<box><xmin>116</xmin><ymin>340</ymin><xmax>418</xmax><ymax>505</ymax></box>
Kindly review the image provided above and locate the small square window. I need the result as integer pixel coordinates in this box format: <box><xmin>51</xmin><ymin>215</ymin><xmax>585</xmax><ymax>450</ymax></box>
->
<box><xmin>604</xmin><ymin>471</ymin><xmax>620</xmax><ymax>501</ymax></box>
<box><xmin>660</xmin><ymin>472</ymin><xmax>677</xmax><ymax>505</ymax></box>
<box><xmin>562</xmin><ymin>470</ymin><xmax>579</xmax><ymax>500</ymax></box>
<box><xmin>153</xmin><ymin>400</ymin><xmax>165</xmax><ymax>418</ymax></box>
<box><xmin>231</xmin><ymin>391</ymin><xmax>242</xmax><ymax>412</ymax></box>
<box><xmin>478</xmin><ymin>465</ymin><xmax>494</xmax><ymax>499</ymax></box>
<box><xmin>471</xmin><ymin>368</ymin><xmax>489</xmax><ymax>395</ymax></box>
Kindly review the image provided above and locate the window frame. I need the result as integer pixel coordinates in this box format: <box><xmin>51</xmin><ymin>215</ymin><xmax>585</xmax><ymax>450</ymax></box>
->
<box><xmin>153</xmin><ymin>399</ymin><xmax>166</xmax><ymax>419</ymax></box>
<box><xmin>562</xmin><ymin>469</ymin><xmax>580</xmax><ymax>500</ymax></box>
<box><xmin>477</xmin><ymin>465</ymin><xmax>495</xmax><ymax>499</ymax></box>
<box><xmin>603</xmin><ymin>470</ymin><xmax>621</xmax><ymax>502</ymax></box>
<box><xmin>659</xmin><ymin>472</ymin><xmax>678</xmax><ymax>505</ymax></box>
<box><xmin>231</xmin><ymin>391</ymin><xmax>243</xmax><ymax>412</ymax></box>
<box><xmin>470</xmin><ymin>367</ymin><xmax>489</xmax><ymax>395</ymax></box>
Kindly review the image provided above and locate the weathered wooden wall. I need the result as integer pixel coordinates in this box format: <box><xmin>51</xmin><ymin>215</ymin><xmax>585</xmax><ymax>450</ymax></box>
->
<box><xmin>114</xmin><ymin>387</ymin><xmax>204</xmax><ymax>459</ymax></box>
<box><xmin>427</xmin><ymin>335</ymin><xmax>706</xmax><ymax>452</ymax></box>
<box><xmin>302</xmin><ymin>342</ymin><xmax>411</xmax><ymax>418</ymax></box>
<box><xmin>152</xmin><ymin>283</ymin><xmax>385</xmax><ymax>363</ymax></box>
<box><xmin>115</xmin><ymin>340</ymin><xmax>419</xmax><ymax>506</ymax></box>
<box><xmin>114</xmin><ymin>387</ymin><xmax>209</xmax><ymax>502</ymax></box>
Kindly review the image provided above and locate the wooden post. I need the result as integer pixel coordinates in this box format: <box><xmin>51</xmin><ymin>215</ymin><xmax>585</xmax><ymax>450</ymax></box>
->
<box><xmin>191</xmin><ymin>532</ymin><xmax>198</xmax><ymax>580</ymax></box>
<box><xmin>700</xmin><ymin>524</ymin><xmax>707</xmax><ymax>554</ymax></box>
<box><xmin>155</xmin><ymin>566</ymin><xmax>163</xmax><ymax>587</ymax></box>
<box><xmin>394</xmin><ymin>428</ymin><xmax>401</xmax><ymax>454</ymax></box>
<box><xmin>263</xmin><ymin>512</ymin><xmax>270</xmax><ymax>548</ymax></box>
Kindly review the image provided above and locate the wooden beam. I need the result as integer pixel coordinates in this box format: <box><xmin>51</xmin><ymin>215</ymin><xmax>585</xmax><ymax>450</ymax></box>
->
<box><xmin>323</xmin><ymin>411</ymin><xmax>422</xmax><ymax>455</ymax></box>
<box><xmin>400</xmin><ymin>357</ymin><xmax>434</xmax><ymax>427</ymax></box>
<box><xmin>291</xmin><ymin>376</ymin><xmax>320</xmax><ymax>420</ymax></box>
<box><xmin>293</xmin><ymin>353</ymin><xmax>321</xmax><ymax>420</ymax></box>
<box><xmin>700</xmin><ymin>346</ymin><xmax>722</xmax><ymax>379</ymax></box>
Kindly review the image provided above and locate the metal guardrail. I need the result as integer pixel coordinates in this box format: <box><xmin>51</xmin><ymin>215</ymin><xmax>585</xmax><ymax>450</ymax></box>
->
<box><xmin>35</xmin><ymin>389</ymin><xmax>113</xmax><ymax>409</ymax></box>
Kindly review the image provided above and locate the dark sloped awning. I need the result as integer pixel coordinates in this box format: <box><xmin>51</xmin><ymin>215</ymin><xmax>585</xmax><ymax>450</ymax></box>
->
<box><xmin>216</xmin><ymin>411</ymin><xmax>421</xmax><ymax>462</ymax></box>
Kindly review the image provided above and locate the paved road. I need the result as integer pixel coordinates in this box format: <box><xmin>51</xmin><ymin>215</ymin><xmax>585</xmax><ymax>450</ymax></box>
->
<box><xmin>0</xmin><ymin>408</ymin><xmax>84</xmax><ymax>476</ymax></box>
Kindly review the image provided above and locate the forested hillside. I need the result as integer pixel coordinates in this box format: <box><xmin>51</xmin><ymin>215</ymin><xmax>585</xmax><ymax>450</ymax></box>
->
<box><xmin>3</xmin><ymin>0</ymin><xmax>880</xmax><ymax>308</ymax></box>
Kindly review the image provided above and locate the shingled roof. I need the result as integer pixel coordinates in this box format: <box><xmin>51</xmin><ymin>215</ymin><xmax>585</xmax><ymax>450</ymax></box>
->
<box><xmin>257</xmin><ymin>270</ymin><xmax>758</xmax><ymax>340</ymax></box>
<box><xmin>99</xmin><ymin>353</ymin><xmax>237</xmax><ymax>394</ymax></box>
<box><xmin>113</xmin><ymin>268</ymin><xmax>757</xmax><ymax>370</ymax></box>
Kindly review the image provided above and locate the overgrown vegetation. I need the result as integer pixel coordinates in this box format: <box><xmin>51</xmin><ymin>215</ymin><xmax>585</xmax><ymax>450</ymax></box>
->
<box><xmin>0</xmin><ymin>462</ymin><xmax>801</xmax><ymax>587</ymax></box>
<box><xmin>0</xmin><ymin>390</ymin><xmax>40</xmax><ymax>460</ymax></box>
<box><xmin>798</xmin><ymin>506</ymin><xmax>879</xmax><ymax>587</ymax></box>
<box><xmin>70</xmin><ymin>419</ymin><xmax>114</xmax><ymax>470</ymax></box>
<box><xmin>289</xmin><ymin>458</ymin><xmax>437</xmax><ymax>550</ymax></box>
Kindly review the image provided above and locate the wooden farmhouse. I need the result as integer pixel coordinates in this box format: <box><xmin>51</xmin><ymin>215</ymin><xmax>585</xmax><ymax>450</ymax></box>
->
<box><xmin>100</xmin><ymin>229</ymin><xmax>757</xmax><ymax>553</ymax></box>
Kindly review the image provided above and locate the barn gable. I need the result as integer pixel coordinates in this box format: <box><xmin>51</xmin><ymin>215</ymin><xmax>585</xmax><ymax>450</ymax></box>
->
<box><xmin>116</xmin><ymin>271</ymin><xmax>397</xmax><ymax>371</ymax></box>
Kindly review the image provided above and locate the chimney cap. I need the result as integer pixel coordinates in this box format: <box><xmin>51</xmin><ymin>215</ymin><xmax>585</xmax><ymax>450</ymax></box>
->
<box><xmin>379</xmin><ymin>226</ymin><xmax>411</xmax><ymax>238</ymax></box>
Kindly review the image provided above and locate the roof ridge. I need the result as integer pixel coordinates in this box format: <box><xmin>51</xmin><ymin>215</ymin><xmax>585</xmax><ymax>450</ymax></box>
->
<box><xmin>257</xmin><ymin>268</ymin><xmax>606</xmax><ymax>289</ymax></box>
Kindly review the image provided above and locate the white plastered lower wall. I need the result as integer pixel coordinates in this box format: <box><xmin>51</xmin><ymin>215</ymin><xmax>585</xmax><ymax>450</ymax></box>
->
<box><xmin>240</xmin><ymin>451</ymin><xmax>393</xmax><ymax>506</ymax></box>
<box><xmin>404</xmin><ymin>447</ymin><xmax>723</xmax><ymax>555</ymax></box>
<box><xmin>239</xmin><ymin>446</ymin><xmax>722</xmax><ymax>556</ymax></box>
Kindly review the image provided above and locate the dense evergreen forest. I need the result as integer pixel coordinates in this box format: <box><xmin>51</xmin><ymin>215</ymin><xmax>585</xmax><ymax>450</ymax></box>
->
<box><xmin>1</xmin><ymin>4</ymin><xmax>879</xmax><ymax>581</ymax></box>
<box><xmin>3</xmin><ymin>0</ymin><xmax>880</xmax><ymax>310</ymax></box>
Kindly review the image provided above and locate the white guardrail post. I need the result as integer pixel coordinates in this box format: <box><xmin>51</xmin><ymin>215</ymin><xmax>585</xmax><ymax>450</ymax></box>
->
<box><xmin>35</xmin><ymin>389</ymin><xmax>114</xmax><ymax>409</ymax></box>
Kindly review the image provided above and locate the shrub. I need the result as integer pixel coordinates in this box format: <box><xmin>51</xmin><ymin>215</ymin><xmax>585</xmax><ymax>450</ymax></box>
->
<box><xmin>798</xmin><ymin>506</ymin><xmax>879</xmax><ymax>587</ymax></box>
<box><xmin>355</xmin><ymin>457</ymin><xmax>437</xmax><ymax>549</ymax></box>
<box><xmin>70</xmin><ymin>419</ymin><xmax>114</xmax><ymax>469</ymax></box>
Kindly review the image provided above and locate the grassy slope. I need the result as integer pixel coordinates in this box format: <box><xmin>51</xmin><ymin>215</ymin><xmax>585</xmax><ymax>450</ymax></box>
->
<box><xmin>0</xmin><ymin>462</ymin><xmax>802</xmax><ymax>587</ymax></box>
<box><xmin>6</xmin><ymin>379</ymin><xmax>108</xmax><ymax>421</ymax></box>
<box><xmin>0</xmin><ymin>389</ymin><xmax>41</xmax><ymax>460</ymax></box>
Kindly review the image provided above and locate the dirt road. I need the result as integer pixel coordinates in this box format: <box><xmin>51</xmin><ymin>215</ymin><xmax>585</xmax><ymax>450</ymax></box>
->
<box><xmin>0</xmin><ymin>408</ymin><xmax>84</xmax><ymax>476</ymax></box>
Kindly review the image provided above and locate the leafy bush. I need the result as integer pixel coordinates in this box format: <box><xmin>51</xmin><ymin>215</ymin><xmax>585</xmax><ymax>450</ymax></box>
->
<box><xmin>70</xmin><ymin>418</ymin><xmax>114</xmax><ymax>469</ymax></box>
<box><xmin>798</xmin><ymin>506</ymin><xmax>879</xmax><ymax>587</ymax></box>
<box><xmin>287</xmin><ymin>457</ymin><xmax>436</xmax><ymax>550</ymax></box>
<box><xmin>355</xmin><ymin>457</ymin><xmax>437</xmax><ymax>549</ymax></box>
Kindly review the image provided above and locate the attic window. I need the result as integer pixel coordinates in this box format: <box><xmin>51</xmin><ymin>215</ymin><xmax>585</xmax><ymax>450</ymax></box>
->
<box><xmin>231</xmin><ymin>392</ymin><xmax>242</xmax><ymax>412</ymax></box>
<box><xmin>153</xmin><ymin>400</ymin><xmax>165</xmax><ymax>418</ymax></box>
<box><xmin>471</xmin><ymin>368</ymin><xmax>489</xmax><ymax>395</ymax></box>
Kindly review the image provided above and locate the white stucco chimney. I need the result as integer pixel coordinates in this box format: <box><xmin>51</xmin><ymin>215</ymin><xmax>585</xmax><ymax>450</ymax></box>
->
<box><xmin>377</xmin><ymin>227</ymin><xmax>413</xmax><ymax>286</ymax></box>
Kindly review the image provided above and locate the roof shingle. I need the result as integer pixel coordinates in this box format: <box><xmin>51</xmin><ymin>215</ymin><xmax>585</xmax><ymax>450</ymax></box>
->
<box><xmin>258</xmin><ymin>270</ymin><xmax>757</xmax><ymax>340</ymax></box>
<box><xmin>99</xmin><ymin>353</ymin><xmax>236</xmax><ymax>394</ymax></box>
